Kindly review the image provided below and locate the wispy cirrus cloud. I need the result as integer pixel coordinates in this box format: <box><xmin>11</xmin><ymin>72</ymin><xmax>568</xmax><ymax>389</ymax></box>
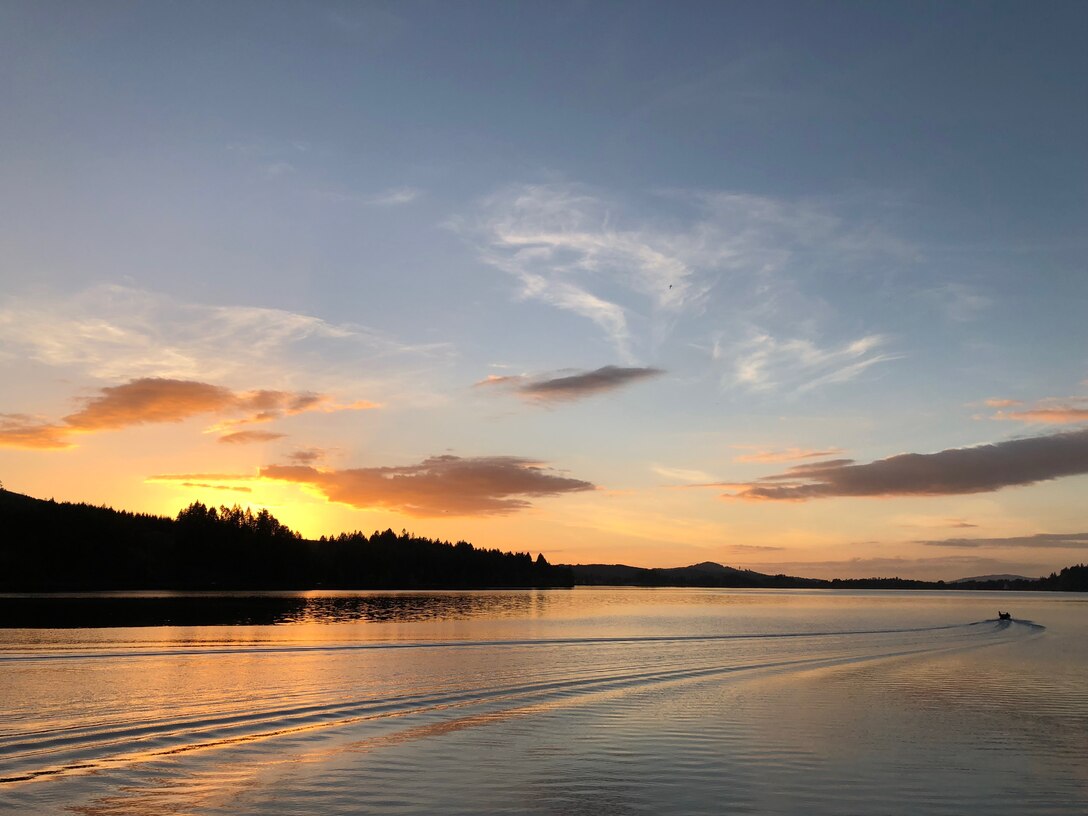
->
<box><xmin>476</xmin><ymin>365</ymin><xmax>663</xmax><ymax>403</ymax></box>
<box><xmin>367</xmin><ymin>186</ymin><xmax>422</xmax><ymax>206</ymax></box>
<box><xmin>719</xmin><ymin>428</ymin><xmax>1088</xmax><ymax>501</ymax></box>
<box><xmin>0</xmin><ymin>378</ymin><xmax>376</xmax><ymax>450</ymax></box>
<box><xmin>719</xmin><ymin>332</ymin><xmax>900</xmax><ymax>394</ymax></box>
<box><xmin>458</xmin><ymin>184</ymin><xmax>685</xmax><ymax>361</ymax></box>
<box><xmin>918</xmin><ymin>531</ymin><xmax>1088</xmax><ymax>549</ymax></box>
<box><xmin>456</xmin><ymin>183</ymin><xmax>909</xmax><ymax>373</ymax></box>
<box><xmin>652</xmin><ymin>465</ymin><xmax>718</xmax><ymax>483</ymax></box>
<box><xmin>925</xmin><ymin>282</ymin><xmax>991</xmax><ymax>322</ymax></box>
<box><xmin>0</xmin><ymin>284</ymin><xmax>451</xmax><ymax>387</ymax></box>
<box><xmin>732</xmin><ymin>445</ymin><xmax>846</xmax><ymax>463</ymax></box>
<box><xmin>260</xmin><ymin>455</ymin><xmax>595</xmax><ymax>516</ymax></box>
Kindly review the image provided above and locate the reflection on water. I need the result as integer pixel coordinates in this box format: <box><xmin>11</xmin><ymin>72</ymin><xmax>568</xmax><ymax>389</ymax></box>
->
<box><xmin>0</xmin><ymin>589</ymin><xmax>1085</xmax><ymax>815</ymax></box>
<box><xmin>0</xmin><ymin>590</ymin><xmax>560</xmax><ymax>628</ymax></box>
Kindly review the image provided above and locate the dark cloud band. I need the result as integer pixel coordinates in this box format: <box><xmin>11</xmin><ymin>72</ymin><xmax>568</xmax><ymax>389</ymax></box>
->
<box><xmin>477</xmin><ymin>365</ymin><xmax>663</xmax><ymax>403</ymax></box>
<box><xmin>728</xmin><ymin>428</ymin><xmax>1088</xmax><ymax>500</ymax></box>
<box><xmin>919</xmin><ymin>532</ymin><xmax>1088</xmax><ymax>549</ymax></box>
<box><xmin>520</xmin><ymin>366</ymin><xmax>663</xmax><ymax>400</ymax></box>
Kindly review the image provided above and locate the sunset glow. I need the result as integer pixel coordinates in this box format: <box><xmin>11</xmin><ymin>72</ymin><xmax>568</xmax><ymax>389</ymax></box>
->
<box><xmin>2</xmin><ymin>2</ymin><xmax>1085</xmax><ymax>581</ymax></box>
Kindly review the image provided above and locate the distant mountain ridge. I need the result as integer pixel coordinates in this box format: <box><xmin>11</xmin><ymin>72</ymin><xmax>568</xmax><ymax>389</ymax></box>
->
<box><xmin>687</xmin><ymin>561</ymin><xmax>744</xmax><ymax>574</ymax></box>
<box><xmin>570</xmin><ymin>561</ymin><xmax>826</xmax><ymax>589</ymax></box>
<box><xmin>570</xmin><ymin>560</ymin><xmax>1087</xmax><ymax>591</ymax></box>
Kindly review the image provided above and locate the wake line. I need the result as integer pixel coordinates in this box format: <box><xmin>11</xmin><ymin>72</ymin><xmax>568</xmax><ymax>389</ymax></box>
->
<box><xmin>0</xmin><ymin>620</ymin><xmax>1027</xmax><ymax>664</ymax></box>
<box><xmin>2</xmin><ymin>654</ymin><xmax>837</xmax><ymax>759</ymax></box>
<box><xmin>0</xmin><ymin>619</ymin><xmax>1036</xmax><ymax>787</ymax></box>
<box><xmin>0</xmin><ymin>641</ymin><xmax>967</xmax><ymax>785</ymax></box>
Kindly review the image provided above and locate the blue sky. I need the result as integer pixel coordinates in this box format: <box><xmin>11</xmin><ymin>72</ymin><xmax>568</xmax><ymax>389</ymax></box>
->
<box><xmin>1</xmin><ymin>1</ymin><xmax>1086</xmax><ymax>578</ymax></box>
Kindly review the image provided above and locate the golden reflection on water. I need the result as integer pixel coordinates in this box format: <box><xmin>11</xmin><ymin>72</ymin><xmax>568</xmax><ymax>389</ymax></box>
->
<box><xmin>1</xmin><ymin>590</ymin><xmax>1085</xmax><ymax>815</ymax></box>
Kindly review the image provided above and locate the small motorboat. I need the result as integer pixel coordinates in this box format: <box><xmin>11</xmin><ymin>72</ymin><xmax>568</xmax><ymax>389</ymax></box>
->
<box><xmin>998</xmin><ymin>611</ymin><xmax>1012</xmax><ymax>620</ymax></box>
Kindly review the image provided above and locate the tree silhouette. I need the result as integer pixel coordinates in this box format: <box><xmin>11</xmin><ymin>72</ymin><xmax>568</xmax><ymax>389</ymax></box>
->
<box><xmin>0</xmin><ymin>490</ymin><xmax>573</xmax><ymax>590</ymax></box>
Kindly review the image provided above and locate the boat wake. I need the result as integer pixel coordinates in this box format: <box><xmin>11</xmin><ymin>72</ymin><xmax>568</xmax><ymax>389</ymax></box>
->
<box><xmin>0</xmin><ymin>619</ymin><xmax>1042</xmax><ymax>787</ymax></box>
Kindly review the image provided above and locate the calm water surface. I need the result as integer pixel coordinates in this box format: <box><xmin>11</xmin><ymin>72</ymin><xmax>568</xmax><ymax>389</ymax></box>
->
<box><xmin>1</xmin><ymin>588</ymin><xmax>1085</xmax><ymax>814</ymax></box>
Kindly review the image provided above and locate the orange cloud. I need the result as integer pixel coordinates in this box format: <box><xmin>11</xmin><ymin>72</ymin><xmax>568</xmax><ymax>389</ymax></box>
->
<box><xmin>179</xmin><ymin>482</ymin><xmax>253</xmax><ymax>493</ymax></box>
<box><xmin>217</xmin><ymin>430</ymin><xmax>288</xmax><ymax>444</ymax></box>
<box><xmin>148</xmin><ymin>472</ymin><xmax>257</xmax><ymax>482</ymax></box>
<box><xmin>721</xmin><ymin>428</ymin><xmax>1088</xmax><ymax>501</ymax></box>
<box><xmin>987</xmin><ymin>395</ymin><xmax>1088</xmax><ymax>425</ymax></box>
<box><xmin>995</xmin><ymin>408</ymin><xmax>1088</xmax><ymax>425</ymax></box>
<box><xmin>64</xmin><ymin>379</ymin><xmax>237</xmax><ymax>430</ymax></box>
<box><xmin>896</xmin><ymin>518</ymin><xmax>978</xmax><ymax>530</ymax></box>
<box><xmin>0</xmin><ymin>378</ymin><xmax>376</xmax><ymax>450</ymax></box>
<box><xmin>676</xmin><ymin>481</ymin><xmax>752</xmax><ymax>491</ymax></box>
<box><xmin>732</xmin><ymin>446</ymin><xmax>845</xmax><ymax>463</ymax></box>
<box><xmin>260</xmin><ymin>455</ymin><xmax>595</xmax><ymax>516</ymax></box>
<box><xmin>0</xmin><ymin>415</ymin><xmax>72</xmax><ymax>449</ymax></box>
<box><xmin>475</xmin><ymin>374</ymin><xmax>523</xmax><ymax>387</ymax></box>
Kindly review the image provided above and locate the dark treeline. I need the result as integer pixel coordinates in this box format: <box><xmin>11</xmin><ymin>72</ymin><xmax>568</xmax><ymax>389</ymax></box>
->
<box><xmin>0</xmin><ymin>490</ymin><xmax>573</xmax><ymax>590</ymax></box>
<box><xmin>2</xmin><ymin>489</ymin><xmax>1085</xmax><ymax>592</ymax></box>
<box><xmin>803</xmin><ymin>567</ymin><xmax>1085</xmax><ymax>591</ymax></box>
<box><xmin>948</xmin><ymin>565</ymin><xmax>1087</xmax><ymax>592</ymax></box>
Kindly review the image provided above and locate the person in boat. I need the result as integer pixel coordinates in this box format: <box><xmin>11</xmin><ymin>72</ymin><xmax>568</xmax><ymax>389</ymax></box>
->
<box><xmin>998</xmin><ymin>611</ymin><xmax>1012</xmax><ymax>620</ymax></box>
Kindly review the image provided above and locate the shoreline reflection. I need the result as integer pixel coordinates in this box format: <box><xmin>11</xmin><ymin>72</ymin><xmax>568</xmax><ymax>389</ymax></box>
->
<box><xmin>0</xmin><ymin>591</ymin><xmax>560</xmax><ymax>628</ymax></box>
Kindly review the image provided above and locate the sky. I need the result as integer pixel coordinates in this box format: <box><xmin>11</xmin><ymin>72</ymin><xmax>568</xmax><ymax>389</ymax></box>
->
<box><xmin>1</xmin><ymin>1</ymin><xmax>1086</xmax><ymax>580</ymax></box>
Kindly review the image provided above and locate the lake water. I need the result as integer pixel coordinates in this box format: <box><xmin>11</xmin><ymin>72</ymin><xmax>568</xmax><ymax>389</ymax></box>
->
<box><xmin>1</xmin><ymin>588</ymin><xmax>1085</xmax><ymax>814</ymax></box>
